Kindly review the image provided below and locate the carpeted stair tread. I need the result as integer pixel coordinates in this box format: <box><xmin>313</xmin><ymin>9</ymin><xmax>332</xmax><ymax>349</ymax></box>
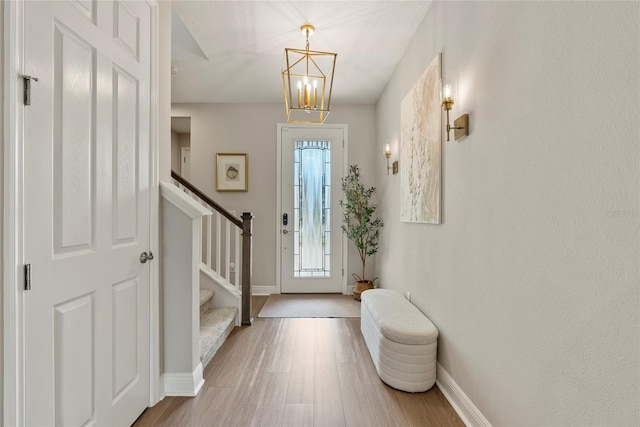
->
<box><xmin>200</xmin><ymin>306</ymin><xmax>238</xmax><ymax>369</ymax></box>
<box><xmin>199</xmin><ymin>288</ymin><xmax>215</xmax><ymax>307</ymax></box>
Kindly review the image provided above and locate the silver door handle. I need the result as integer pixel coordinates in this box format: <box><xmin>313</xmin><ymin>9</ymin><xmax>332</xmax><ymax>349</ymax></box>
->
<box><xmin>140</xmin><ymin>251</ymin><xmax>154</xmax><ymax>263</ymax></box>
<box><xmin>282</xmin><ymin>229</ymin><xmax>289</xmax><ymax>234</ymax></box>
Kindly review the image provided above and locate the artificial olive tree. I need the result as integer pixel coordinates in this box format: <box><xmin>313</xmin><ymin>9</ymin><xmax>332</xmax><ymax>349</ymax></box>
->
<box><xmin>340</xmin><ymin>164</ymin><xmax>383</xmax><ymax>285</ymax></box>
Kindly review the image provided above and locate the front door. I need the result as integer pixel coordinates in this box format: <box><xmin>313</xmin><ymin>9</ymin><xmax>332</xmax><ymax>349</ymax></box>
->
<box><xmin>23</xmin><ymin>1</ymin><xmax>152</xmax><ymax>425</ymax></box>
<box><xmin>279</xmin><ymin>125</ymin><xmax>346</xmax><ymax>293</ymax></box>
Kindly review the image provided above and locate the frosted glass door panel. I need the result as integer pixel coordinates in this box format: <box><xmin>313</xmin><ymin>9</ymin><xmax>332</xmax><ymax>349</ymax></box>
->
<box><xmin>294</xmin><ymin>140</ymin><xmax>331</xmax><ymax>277</ymax></box>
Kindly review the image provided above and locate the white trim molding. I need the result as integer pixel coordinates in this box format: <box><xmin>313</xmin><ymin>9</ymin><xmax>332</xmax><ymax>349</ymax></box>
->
<box><xmin>162</xmin><ymin>364</ymin><xmax>205</xmax><ymax>397</ymax></box>
<box><xmin>252</xmin><ymin>285</ymin><xmax>277</xmax><ymax>296</ymax></box>
<box><xmin>3</xmin><ymin>0</ymin><xmax>25</xmax><ymax>424</ymax></box>
<box><xmin>436</xmin><ymin>363</ymin><xmax>492</xmax><ymax>427</ymax></box>
<box><xmin>147</xmin><ymin>0</ymin><xmax>161</xmax><ymax>407</ymax></box>
<box><xmin>160</xmin><ymin>181</ymin><xmax>212</xmax><ymax>218</ymax></box>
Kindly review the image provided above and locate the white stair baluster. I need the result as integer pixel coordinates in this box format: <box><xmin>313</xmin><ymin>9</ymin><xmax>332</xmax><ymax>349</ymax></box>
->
<box><xmin>234</xmin><ymin>227</ymin><xmax>240</xmax><ymax>290</ymax></box>
<box><xmin>216</xmin><ymin>213</ymin><xmax>222</xmax><ymax>276</ymax></box>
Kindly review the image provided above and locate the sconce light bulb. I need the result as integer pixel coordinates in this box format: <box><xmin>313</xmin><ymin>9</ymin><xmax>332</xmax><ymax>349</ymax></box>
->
<box><xmin>303</xmin><ymin>76</ymin><xmax>309</xmax><ymax>85</ymax></box>
<box><xmin>313</xmin><ymin>80</ymin><xmax>318</xmax><ymax>88</ymax></box>
<box><xmin>443</xmin><ymin>83</ymin><xmax>453</xmax><ymax>99</ymax></box>
<box><xmin>385</xmin><ymin>144</ymin><xmax>391</xmax><ymax>154</ymax></box>
<box><xmin>297</xmin><ymin>81</ymin><xmax>302</xmax><ymax>89</ymax></box>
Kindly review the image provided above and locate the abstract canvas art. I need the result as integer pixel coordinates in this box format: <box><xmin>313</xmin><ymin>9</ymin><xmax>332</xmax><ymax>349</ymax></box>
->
<box><xmin>400</xmin><ymin>54</ymin><xmax>442</xmax><ymax>224</ymax></box>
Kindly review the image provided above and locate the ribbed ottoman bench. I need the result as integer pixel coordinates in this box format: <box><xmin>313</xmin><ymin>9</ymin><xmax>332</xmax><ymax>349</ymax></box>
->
<box><xmin>360</xmin><ymin>289</ymin><xmax>438</xmax><ymax>392</ymax></box>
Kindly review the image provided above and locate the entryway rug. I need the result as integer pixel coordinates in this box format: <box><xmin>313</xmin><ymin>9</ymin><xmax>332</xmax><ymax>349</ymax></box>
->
<box><xmin>258</xmin><ymin>294</ymin><xmax>361</xmax><ymax>318</ymax></box>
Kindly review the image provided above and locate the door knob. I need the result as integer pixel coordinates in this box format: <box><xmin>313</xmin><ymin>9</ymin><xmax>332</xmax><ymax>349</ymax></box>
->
<box><xmin>140</xmin><ymin>251</ymin><xmax>154</xmax><ymax>263</ymax></box>
<box><xmin>282</xmin><ymin>229</ymin><xmax>289</xmax><ymax>234</ymax></box>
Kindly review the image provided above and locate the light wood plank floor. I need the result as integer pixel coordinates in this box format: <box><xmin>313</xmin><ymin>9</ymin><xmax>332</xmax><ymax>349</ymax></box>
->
<box><xmin>134</xmin><ymin>297</ymin><xmax>464</xmax><ymax>427</ymax></box>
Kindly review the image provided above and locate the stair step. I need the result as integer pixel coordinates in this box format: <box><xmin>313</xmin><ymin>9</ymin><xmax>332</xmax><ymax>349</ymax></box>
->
<box><xmin>200</xmin><ymin>307</ymin><xmax>238</xmax><ymax>369</ymax></box>
<box><xmin>200</xmin><ymin>288</ymin><xmax>215</xmax><ymax>307</ymax></box>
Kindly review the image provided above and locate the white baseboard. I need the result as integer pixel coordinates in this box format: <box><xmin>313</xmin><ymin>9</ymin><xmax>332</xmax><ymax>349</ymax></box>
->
<box><xmin>436</xmin><ymin>363</ymin><xmax>492</xmax><ymax>427</ymax></box>
<box><xmin>253</xmin><ymin>285</ymin><xmax>276</xmax><ymax>295</ymax></box>
<box><xmin>163</xmin><ymin>363</ymin><xmax>205</xmax><ymax>397</ymax></box>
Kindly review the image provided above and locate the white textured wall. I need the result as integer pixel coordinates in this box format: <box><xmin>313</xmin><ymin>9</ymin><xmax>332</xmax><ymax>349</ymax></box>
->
<box><xmin>376</xmin><ymin>1</ymin><xmax>639</xmax><ymax>425</ymax></box>
<box><xmin>171</xmin><ymin>103</ymin><xmax>376</xmax><ymax>288</ymax></box>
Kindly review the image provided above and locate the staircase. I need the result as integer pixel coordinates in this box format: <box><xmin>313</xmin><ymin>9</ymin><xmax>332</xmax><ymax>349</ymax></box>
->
<box><xmin>168</xmin><ymin>170</ymin><xmax>253</xmax><ymax>372</ymax></box>
<box><xmin>172</xmin><ymin>170</ymin><xmax>253</xmax><ymax>327</ymax></box>
<box><xmin>199</xmin><ymin>287</ymin><xmax>237</xmax><ymax>368</ymax></box>
<box><xmin>160</xmin><ymin>174</ymin><xmax>254</xmax><ymax>396</ymax></box>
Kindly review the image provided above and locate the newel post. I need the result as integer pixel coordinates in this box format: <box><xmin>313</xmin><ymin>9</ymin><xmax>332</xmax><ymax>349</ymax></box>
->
<box><xmin>241</xmin><ymin>212</ymin><xmax>254</xmax><ymax>325</ymax></box>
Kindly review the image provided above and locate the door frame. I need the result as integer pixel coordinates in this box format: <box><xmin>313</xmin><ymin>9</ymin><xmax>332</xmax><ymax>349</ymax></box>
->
<box><xmin>275</xmin><ymin>123</ymin><xmax>349</xmax><ymax>295</ymax></box>
<box><xmin>2</xmin><ymin>2</ymin><xmax>161</xmax><ymax>424</ymax></box>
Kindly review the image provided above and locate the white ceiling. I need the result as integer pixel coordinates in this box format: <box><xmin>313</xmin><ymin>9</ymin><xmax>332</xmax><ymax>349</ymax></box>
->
<box><xmin>171</xmin><ymin>1</ymin><xmax>432</xmax><ymax>105</ymax></box>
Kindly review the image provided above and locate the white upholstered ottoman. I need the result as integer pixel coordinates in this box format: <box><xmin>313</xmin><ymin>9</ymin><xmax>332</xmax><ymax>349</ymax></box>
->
<box><xmin>360</xmin><ymin>289</ymin><xmax>438</xmax><ymax>392</ymax></box>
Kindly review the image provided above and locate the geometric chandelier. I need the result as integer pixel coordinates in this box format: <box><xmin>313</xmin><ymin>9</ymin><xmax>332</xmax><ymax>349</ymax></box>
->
<box><xmin>282</xmin><ymin>24</ymin><xmax>337</xmax><ymax>124</ymax></box>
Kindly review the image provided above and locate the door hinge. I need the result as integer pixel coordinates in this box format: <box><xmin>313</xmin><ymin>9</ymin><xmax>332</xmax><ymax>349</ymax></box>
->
<box><xmin>24</xmin><ymin>263</ymin><xmax>32</xmax><ymax>291</ymax></box>
<box><xmin>342</xmin><ymin>268</ymin><xmax>344</xmax><ymax>276</ymax></box>
<box><xmin>23</xmin><ymin>75</ymin><xmax>39</xmax><ymax>106</ymax></box>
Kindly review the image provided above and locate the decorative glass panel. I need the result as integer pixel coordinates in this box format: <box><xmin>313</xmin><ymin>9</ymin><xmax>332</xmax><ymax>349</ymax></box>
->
<box><xmin>293</xmin><ymin>140</ymin><xmax>331</xmax><ymax>277</ymax></box>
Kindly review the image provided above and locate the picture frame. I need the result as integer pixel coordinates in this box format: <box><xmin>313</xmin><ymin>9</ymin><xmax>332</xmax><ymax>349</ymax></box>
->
<box><xmin>216</xmin><ymin>153</ymin><xmax>248</xmax><ymax>192</ymax></box>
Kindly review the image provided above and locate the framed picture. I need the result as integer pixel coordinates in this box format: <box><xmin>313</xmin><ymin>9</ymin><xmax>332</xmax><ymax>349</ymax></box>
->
<box><xmin>216</xmin><ymin>153</ymin><xmax>248</xmax><ymax>192</ymax></box>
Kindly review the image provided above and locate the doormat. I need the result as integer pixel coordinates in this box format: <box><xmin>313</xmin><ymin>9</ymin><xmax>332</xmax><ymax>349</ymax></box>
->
<box><xmin>258</xmin><ymin>294</ymin><xmax>361</xmax><ymax>318</ymax></box>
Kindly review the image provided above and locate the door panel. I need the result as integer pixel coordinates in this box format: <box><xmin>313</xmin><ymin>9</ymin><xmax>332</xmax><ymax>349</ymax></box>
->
<box><xmin>24</xmin><ymin>1</ymin><xmax>151</xmax><ymax>425</ymax></box>
<box><xmin>112</xmin><ymin>278</ymin><xmax>138</xmax><ymax>400</ymax></box>
<box><xmin>53</xmin><ymin>22</ymin><xmax>96</xmax><ymax>256</ymax></box>
<box><xmin>280</xmin><ymin>126</ymin><xmax>345</xmax><ymax>293</ymax></box>
<box><xmin>113</xmin><ymin>65</ymin><xmax>139</xmax><ymax>245</ymax></box>
<box><xmin>54</xmin><ymin>294</ymin><xmax>95</xmax><ymax>426</ymax></box>
<box><xmin>113</xmin><ymin>0</ymin><xmax>140</xmax><ymax>59</ymax></box>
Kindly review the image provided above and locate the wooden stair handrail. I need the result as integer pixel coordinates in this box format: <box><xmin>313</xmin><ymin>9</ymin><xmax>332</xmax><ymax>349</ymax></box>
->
<box><xmin>171</xmin><ymin>170</ymin><xmax>242</xmax><ymax>228</ymax></box>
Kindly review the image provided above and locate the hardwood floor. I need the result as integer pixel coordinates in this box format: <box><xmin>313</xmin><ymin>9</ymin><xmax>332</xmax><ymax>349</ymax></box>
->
<box><xmin>134</xmin><ymin>297</ymin><xmax>463</xmax><ymax>427</ymax></box>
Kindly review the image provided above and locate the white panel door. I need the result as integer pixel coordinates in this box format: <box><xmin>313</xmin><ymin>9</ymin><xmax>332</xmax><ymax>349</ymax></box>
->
<box><xmin>181</xmin><ymin>147</ymin><xmax>191</xmax><ymax>179</ymax></box>
<box><xmin>23</xmin><ymin>1</ymin><xmax>152</xmax><ymax>425</ymax></box>
<box><xmin>280</xmin><ymin>125</ymin><xmax>346</xmax><ymax>293</ymax></box>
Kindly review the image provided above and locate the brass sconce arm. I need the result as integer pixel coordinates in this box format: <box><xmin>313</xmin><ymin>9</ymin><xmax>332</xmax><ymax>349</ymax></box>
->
<box><xmin>442</xmin><ymin>96</ymin><xmax>468</xmax><ymax>142</ymax></box>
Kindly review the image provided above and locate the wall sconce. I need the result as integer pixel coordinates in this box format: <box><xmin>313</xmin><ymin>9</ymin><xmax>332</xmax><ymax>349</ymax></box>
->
<box><xmin>384</xmin><ymin>144</ymin><xmax>398</xmax><ymax>175</ymax></box>
<box><xmin>442</xmin><ymin>83</ymin><xmax>469</xmax><ymax>142</ymax></box>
